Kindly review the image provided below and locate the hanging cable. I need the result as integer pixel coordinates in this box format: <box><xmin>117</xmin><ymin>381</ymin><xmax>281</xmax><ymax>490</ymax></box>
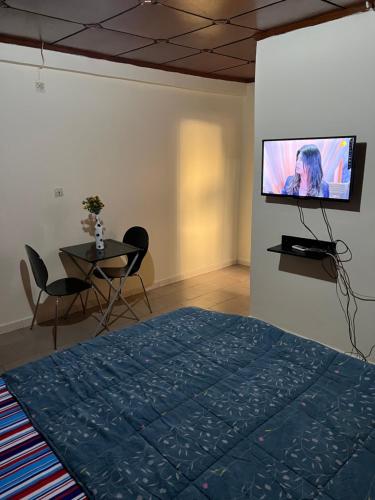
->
<box><xmin>318</xmin><ymin>202</ymin><xmax>375</xmax><ymax>362</ymax></box>
<box><xmin>35</xmin><ymin>41</ymin><xmax>46</xmax><ymax>91</ymax></box>
<box><xmin>295</xmin><ymin>200</ymin><xmax>374</xmax><ymax>361</ymax></box>
<box><xmin>296</xmin><ymin>199</ymin><xmax>319</xmax><ymax>240</ymax></box>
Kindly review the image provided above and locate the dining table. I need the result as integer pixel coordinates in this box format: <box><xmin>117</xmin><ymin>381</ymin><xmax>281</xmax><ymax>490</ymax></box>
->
<box><xmin>60</xmin><ymin>238</ymin><xmax>140</xmax><ymax>336</ymax></box>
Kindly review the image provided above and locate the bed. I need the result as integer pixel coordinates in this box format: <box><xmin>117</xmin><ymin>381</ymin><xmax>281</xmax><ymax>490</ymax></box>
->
<box><xmin>1</xmin><ymin>307</ymin><xmax>375</xmax><ymax>499</ymax></box>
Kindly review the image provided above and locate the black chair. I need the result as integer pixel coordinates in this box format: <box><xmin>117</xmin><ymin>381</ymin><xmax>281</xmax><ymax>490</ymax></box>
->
<box><xmin>25</xmin><ymin>245</ymin><xmax>102</xmax><ymax>349</ymax></box>
<box><xmin>93</xmin><ymin>226</ymin><xmax>152</xmax><ymax>313</ymax></box>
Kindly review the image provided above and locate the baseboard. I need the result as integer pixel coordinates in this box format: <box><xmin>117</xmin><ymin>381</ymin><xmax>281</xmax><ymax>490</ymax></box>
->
<box><xmin>236</xmin><ymin>258</ymin><xmax>250</xmax><ymax>267</ymax></box>
<box><xmin>147</xmin><ymin>260</ymin><xmax>237</xmax><ymax>291</ymax></box>
<box><xmin>0</xmin><ymin>316</ymin><xmax>33</xmax><ymax>335</ymax></box>
<box><xmin>0</xmin><ymin>260</ymin><xmax>238</xmax><ymax>335</ymax></box>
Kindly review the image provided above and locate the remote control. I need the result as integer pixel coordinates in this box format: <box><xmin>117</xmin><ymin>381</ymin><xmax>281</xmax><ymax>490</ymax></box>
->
<box><xmin>291</xmin><ymin>245</ymin><xmax>307</xmax><ymax>252</ymax></box>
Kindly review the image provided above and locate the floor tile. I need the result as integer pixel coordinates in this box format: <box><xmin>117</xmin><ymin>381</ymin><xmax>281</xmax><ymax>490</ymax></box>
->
<box><xmin>0</xmin><ymin>265</ymin><xmax>250</xmax><ymax>371</ymax></box>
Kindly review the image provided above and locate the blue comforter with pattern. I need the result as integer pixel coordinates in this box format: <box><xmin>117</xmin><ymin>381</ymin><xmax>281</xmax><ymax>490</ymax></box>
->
<box><xmin>4</xmin><ymin>307</ymin><xmax>375</xmax><ymax>499</ymax></box>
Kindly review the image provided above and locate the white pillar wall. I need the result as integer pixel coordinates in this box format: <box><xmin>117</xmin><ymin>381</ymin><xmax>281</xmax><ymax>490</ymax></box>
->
<box><xmin>251</xmin><ymin>11</ymin><xmax>375</xmax><ymax>361</ymax></box>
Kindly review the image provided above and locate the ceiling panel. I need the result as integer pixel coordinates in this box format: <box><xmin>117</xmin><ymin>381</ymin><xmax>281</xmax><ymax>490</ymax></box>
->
<box><xmin>214</xmin><ymin>62</ymin><xmax>255</xmax><ymax>79</ymax></box>
<box><xmin>0</xmin><ymin>7</ymin><xmax>81</xmax><ymax>42</ymax></box>
<box><xmin>103</xmin><ymin>3</ymin><xmax>211</xmax><ymax>40</ymax></box>
<box><xmin>57</xmin><ymin>27</ymin><xmax>152</xmax><ymax>55</ymax></box>
<box><xmin>232</xmin><ymin>0</ymin><xmax>340</xmax><ymax>30</ymax></box>
<box><xmin>120</xmin><ymin>41</ymin><xmax>199</xmax><ymax>64</ymax></box>
<box><xmin>167</xmin><ymin>51</ymin><xmax>244</xmax><ymax>73</ymax></box>
<box><xmin>215</xmin><ymin>37</ymin><xmax>256</xmax><ymax>61</ymax></box>
<box><xmin>6</xmin><ymin>0</ymin><xmax>138</xmax><ymax>24</ymax></box>
<box><xmin>160</xmin><ymin>0</ymin><xmax>280</xmax><ymax>20</ymax></box>
<box><xmin>172</xmin><ymin>22</ymin><xmax>255</xmax><ymax>50</ymax></box>
<box><xmin>0</xmin><ymin>0</ymin><xmax>366</xmax><ymax>82</ymax></box>
<box><xmin>328</xmin><ymin>0</ymin><xmax>365</xmax><ymax>5</ymax></box>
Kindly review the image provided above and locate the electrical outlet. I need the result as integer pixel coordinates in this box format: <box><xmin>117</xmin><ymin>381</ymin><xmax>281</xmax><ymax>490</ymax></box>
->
<box><xmin>54</xmin><ymin>188</ymin><xmax>64</xmax><ymax>198</ymax></box>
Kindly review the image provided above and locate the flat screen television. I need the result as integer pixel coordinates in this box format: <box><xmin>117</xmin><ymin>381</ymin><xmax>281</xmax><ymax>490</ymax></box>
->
<box><xmin>261</xmin><ymin>136</ymin><xmax>356</xmax><ymax>201</ymax></box>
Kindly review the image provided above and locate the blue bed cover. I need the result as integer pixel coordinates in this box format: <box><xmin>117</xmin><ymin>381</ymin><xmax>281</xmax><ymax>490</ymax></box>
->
<box><xmin>3</xmin><ymin>307</ymin><xmax>375</xmax><ymax>500</ymax></box>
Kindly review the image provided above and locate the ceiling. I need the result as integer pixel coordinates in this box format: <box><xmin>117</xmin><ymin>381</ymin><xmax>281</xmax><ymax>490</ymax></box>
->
<box><xmin>0</xmin><ymin>0</ymin><xmax>369</xmax><ymax>83</ymax></box>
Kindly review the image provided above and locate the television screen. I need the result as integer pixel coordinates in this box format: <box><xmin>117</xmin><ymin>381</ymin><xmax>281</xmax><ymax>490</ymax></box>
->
<box><xmin>262</xmin><ymin>136</ymin><xmax>356</xmax><ymax>201</ymax></box>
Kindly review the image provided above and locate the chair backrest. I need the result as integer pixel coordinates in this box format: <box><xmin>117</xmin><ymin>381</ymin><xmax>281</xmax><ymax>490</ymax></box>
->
<box><xmin>123</xmin><ymin>226</ymin><xmax>149</xmax><ymax>275</ymax></box>
<box><xmin>25</xmin><ymin>245</ymin><xmax>48</xmax><ymax>291</ymax></box>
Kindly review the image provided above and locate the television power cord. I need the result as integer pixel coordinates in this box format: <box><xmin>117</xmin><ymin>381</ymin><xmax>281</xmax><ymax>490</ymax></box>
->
<box><xmin>296</xmin><ymin>201</ymin><xmax>375</xmax><ymax>362</ymax></box>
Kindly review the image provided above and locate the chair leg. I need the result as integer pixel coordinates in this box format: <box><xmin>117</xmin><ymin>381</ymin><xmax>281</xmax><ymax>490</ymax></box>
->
<box><xmin>137</xmin><ymin>274</ymin><xmax>152</xmax><ymax>313</ymax></box>
<box><xmin>30</xmin><ymin>290</ymin><xmax>43</xmax><ymax>330</ymax></box>
<box><xmin>79</xmin><ymin>293</ymin><xmax>86</xmax><ymax>315</ymax></box>
<box><xmin>64</xmin><ymin>293</ymin><xmax>79</xmax><ymax>319</ymax></box>
<box><xmin>84</xmin><ymin>287</ymin><xmax>90</xmax><ymax>310</ymax></box>
<box><xmin>53</xmin><ymin>297</ymin><xmax>59</xmax><ymax>351</ymax></box>
<box><xmin>107</xmin><ymin>282</ymin><xmax>112</xmax><ymax>307</ymax></box>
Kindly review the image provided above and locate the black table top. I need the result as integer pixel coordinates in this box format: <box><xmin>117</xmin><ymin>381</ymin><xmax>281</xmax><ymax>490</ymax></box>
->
<box><xmin>60</xmin><ymin>239</ymin><xmax>140</xmax><ymax>263</ymax></box>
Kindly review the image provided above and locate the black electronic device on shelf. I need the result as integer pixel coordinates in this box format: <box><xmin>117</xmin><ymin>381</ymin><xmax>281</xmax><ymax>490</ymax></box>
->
<box><xmin>267</xmin><ymin>235</ymin><xmax>336</xmax><ymax>260</ymax></box>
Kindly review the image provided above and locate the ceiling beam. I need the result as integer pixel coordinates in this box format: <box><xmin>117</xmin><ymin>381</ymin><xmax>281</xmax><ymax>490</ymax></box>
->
<box><xmin>255</xmin><ymin>2</ymin><xmax>369</xmax><ymax>41</ymax></box>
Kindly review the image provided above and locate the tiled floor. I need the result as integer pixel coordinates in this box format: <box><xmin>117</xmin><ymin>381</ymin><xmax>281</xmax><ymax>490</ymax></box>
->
<box><xmin>0</xmin><ymin>265</ymin><xmax>249</xmax><ymax>372</ymax></box>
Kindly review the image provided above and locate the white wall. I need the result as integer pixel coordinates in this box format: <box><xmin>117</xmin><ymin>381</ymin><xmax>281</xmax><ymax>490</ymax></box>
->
<box><xmin>0</xmin><ymin>44</ymin><xmax>252</xmax><ymax>332</ymax></box>
<box><xmin>251</xmin><ymin>11</ymin><xmax>375</xmax><ymax>361</ymax></box>
<box><xmin>237</xmin><ymin>84</ymin><xmax>254</xmax><ymax>267</ymax></box>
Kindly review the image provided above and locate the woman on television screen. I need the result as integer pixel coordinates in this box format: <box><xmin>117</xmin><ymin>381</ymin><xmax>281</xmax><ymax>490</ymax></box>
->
<box><xmin>282</xmin><ymin>144</ymin><xmax>329</xmax><ymax>198</ymax></box>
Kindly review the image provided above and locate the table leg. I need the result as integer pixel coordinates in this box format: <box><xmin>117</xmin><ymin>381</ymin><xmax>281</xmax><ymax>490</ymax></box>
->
<box><xmin>64</xmin><ymin>292</ymin><xmax>80</xmax><ymax>319</ymax></box>
<box><xmin>93</xmin><ymin>276</ymin><xmax>124</xmax><ymax>336</ymax></box>
<box><xmin>95</xmin><ymin>257</ymin><xmax>139</xmax><ymax>321</ymax></box>
<box><xmin>93</xmin><ymin>253</ymin><xmax>139</xmax><ymax>336</ymax></box>
<box><xmin>63</xmin><ymin>256</ymin><xmax>110</xmax><ymax>328</ymax></box>
<box><xmin>65</xmin><ymin>256</ymin><xmax>108</xmax><ymax>303</ymax></box>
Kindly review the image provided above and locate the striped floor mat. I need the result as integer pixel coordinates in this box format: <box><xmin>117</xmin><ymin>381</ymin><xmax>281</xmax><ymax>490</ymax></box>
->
<box><xmin>0</xmin><ymin>378</ymin><xmax>86</xmax><ymax>499</ymax></box>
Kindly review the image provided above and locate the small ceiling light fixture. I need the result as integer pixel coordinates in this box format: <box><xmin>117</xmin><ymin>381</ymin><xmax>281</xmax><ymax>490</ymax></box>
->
<box><xmin>140</xmin><ymin>0</ymin><xmax>156</xmax><ymax>5</ymax></box>
<box><xmin>84</xmin><ymin>23</ymin><xmax>102</xmax><ymax>29</ymax></box>
<box><xmin>214</xmin><ymin>19</ymin><xmax>229</xmax><ymax>25</ymax></box>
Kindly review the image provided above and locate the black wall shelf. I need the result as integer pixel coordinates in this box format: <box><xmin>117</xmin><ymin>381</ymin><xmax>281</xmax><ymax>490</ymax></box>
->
<box><xmin>268</xmin><ymin>235</ymin><xmax>336</xmax><ymax>260</ymax></box>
